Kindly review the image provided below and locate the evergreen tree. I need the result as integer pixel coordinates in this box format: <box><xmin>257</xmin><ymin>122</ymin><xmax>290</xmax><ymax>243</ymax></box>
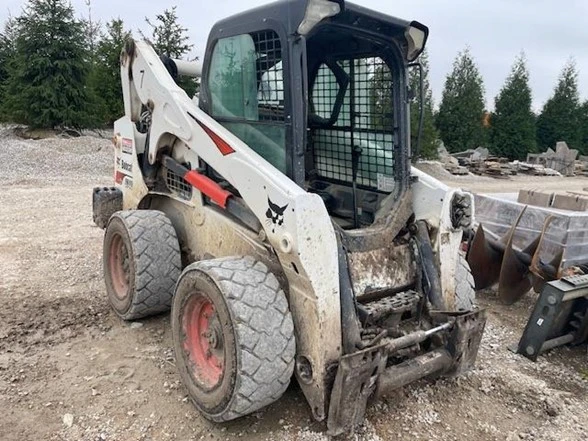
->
<box><xmin>436</xmin><ymin>48</ymin><xmax>487</xmax><ymax>152</ymax></box>
<box><xmin>141</xmin><ymin>7</ymin><xmax>197</xmax><ymax>96</ymax></box>
<box><xmin>409</xmin><ymin>49</ymin><xmax>438</xmax><ymax>159</ymax></box>
<box><xmin>536</xmin><ymin>60</ymin><xmax>581</xmax><ymax>152</ymax></box>
<box><xmin>0</xmin><ymin>17</ymin><xmax>17</xmax><ymax>120</ymax></box>
<box><xmin>578</xmin><ymin>101</ymin><xmax>588</xmax><ymax>155</ymax></box>
<box><xmin>489</xmin><ymin>53</ymin><xmax>536</xmax><ymax>160</ymax></box>
<box><xmin>91</xmin><ymin>18</ymin><xmax>130</xmax><ymax>123</ymax></box>
<box><xmin>83</xmin><ymin>0</ymin><xmax>101</xmax><ymax>60</ymax></box>
<box><xmin>2</xmin><ymin>0</ymin><xmax>94</xmax><ymax>128</ymax></box>
<box><xmin>143</xmin><ymin>6</ymin><xmax>192</xmax><ymax>58</ymax></box>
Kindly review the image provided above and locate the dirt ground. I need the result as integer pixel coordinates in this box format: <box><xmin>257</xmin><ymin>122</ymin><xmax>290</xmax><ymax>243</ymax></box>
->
<box><xmin>1</xmin><ymin>130</ymin><xmax>587</xmax><ymax>441</ymax></box>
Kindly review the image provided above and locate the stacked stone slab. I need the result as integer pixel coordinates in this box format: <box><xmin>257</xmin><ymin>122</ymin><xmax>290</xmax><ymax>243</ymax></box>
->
<box><xmin>526</xmin><ymin>141</ymin><xmax>578</xmax><ymax>177</ymax></box>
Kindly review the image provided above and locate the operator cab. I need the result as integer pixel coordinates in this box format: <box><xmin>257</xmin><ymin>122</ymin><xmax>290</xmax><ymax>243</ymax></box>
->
<box><xmin>199</xmin><ymin>0</ymin><xmax>427</xmax><ymax>229</ymax></box>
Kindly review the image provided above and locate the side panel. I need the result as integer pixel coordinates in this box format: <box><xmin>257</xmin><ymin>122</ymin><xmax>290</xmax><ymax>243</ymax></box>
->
<box><xmin>411</xmin><ymin>166</ymin><xmax>474</xmax><ymax>309</ymax></box>
<box><xmin>112</xmin><ymin>116</ymin><xmax>148</xmax><ymax>209</ymax></box>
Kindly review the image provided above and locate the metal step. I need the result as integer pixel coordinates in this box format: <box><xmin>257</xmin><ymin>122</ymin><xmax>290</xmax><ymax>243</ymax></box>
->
<box><xmin>361</xmin><ymin>290</ymin><xmax>420</xmax><ymax>324</ymax></box>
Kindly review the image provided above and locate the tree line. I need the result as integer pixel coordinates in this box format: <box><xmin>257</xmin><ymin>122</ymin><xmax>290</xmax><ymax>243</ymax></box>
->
<box><xmin>0</xmin><ymin>0</ymin><xmax>194</xmax><ymax>129</ymax></box>
<box><xmin>419</xmin><ymin>48</ymin><xmax>588</xmax><ymax>159</ymax></box>
<box><xmin>0</xmin><ymin>0</ymin><xmax>586</xmax><ymax>161</ymax></box>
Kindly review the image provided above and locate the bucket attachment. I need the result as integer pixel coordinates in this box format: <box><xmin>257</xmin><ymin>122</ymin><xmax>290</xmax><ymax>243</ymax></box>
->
<box><xmin>468</xmin><ymin>224</ymin><xmax>504</xmax><ymax>290</ymax></box>
<box><xmin>467</xmin><ymin>206</ymin><xmax>566</xmax><ymax>304</ymax></box>
<box><xmin>529</xmin><ymin>215</ymin><xmax>564</xmax><ymax>293</ymax></box>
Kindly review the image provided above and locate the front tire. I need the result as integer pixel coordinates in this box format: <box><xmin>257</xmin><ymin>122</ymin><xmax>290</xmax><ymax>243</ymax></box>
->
<box><xmin>172</xmin><ymin>256</ymin><xmax>295</xmax><ymax>422</ymax></box>
<box><xmin>103</xmin><ymin>210</ymin><xmax>181</xmax><ymax>320</ymax></box>
<box><xmin>455</xmin><ymin>254</ymin><xmax>476</xmax><ymax>311</ymax></box>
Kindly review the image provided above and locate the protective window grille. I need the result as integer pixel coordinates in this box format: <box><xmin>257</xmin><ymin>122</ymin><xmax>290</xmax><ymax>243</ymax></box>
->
<box><xmin>254</xmin><ymin>30</ymin><xmax>284</xmax><ymax>122</ymax></box>
<box><xmin>311</xmin><ymin>57</ymin><xmax>394</xmax><ymax>191</ymax></box>
<box><xmin>166</xmin><ymin>168</ymin><xmax>192</xmax><ymax>200</ymax></box>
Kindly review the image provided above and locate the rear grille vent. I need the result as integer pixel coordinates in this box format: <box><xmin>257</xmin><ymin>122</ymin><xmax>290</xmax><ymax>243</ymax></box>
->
<box><xmin>166</xmin><ymin>168</ymin><xmax>192</xmax><ymax>200</ymax></box>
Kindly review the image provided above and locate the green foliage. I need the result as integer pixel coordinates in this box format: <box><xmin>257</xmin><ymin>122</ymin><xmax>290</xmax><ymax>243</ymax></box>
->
<box><xmin>410</xmin><ymin>50</ymin><xmax>438</xmax><ymax>159</ymax></box>
<box><xmin>537</xmin><ymin>60</ymin><xmax>582</xmax><ymax>152</ymax></box>
<box><xmin>489</xmin><ymin>54</ymin><xmax>536</xmax><ymax>160</ymax></box>
<box><xmin>578</xmin><ymin>101</ymin><xmax>588</xmax><ymax>155</ymax></box>
<box><xmin>436</xmin><ymin>48</ymin><xmax>487</xmax><ymax>152</ymax></box>
<box><xmin>142</xmin><ymin>7</ymin><xmax>198</xmax><ymax>97</ymax></box>
<box><xmin>90</xmin><ymin>18</ymin><xmax>130</xmax><ymax>123</ymax></box>
<box><xmin>1</xmin><ymin>0</ymin><xmax>95</xmax><ymax>129</ymax></box>
<box><xmin>369</xmin><ymin>62</ymin><xmax>393</xmax><ymax>131</ymax></box>
<box><xmin>83</xmin><ymin>0</ymin><xmax>101</xmax><ymax>61</ymax></box>
<box><xmin>0</xmin><ymin>17</ymin><xmax>17</xmax><ymax>120</ymax></box>
<box><xmin>142</xmin><ymin>6</ymin><xmax>192</xmax><ymax>58</ymax></box>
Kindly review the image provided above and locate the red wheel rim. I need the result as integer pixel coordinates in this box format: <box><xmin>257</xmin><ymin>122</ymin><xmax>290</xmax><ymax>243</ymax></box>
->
<box><xmin>109</xmin><ymin>233</ymin><xmax>130</xmax><ymax>299</ymax></box>
<box><xmin>182</xmin><ymin>293</ymin><xmax>224</xmax><ymax>388</ymax></box>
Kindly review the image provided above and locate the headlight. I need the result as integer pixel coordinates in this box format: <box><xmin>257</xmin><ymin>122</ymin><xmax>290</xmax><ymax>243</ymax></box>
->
<box><xmin>297</xmin><ymin>0</ymin><xmax>342</xmax><ymax>35</ymax></box>
<box><xmin>405</xmin><ymin>21</ymin><xmax>428</xmax><ymax>62</ymax></box>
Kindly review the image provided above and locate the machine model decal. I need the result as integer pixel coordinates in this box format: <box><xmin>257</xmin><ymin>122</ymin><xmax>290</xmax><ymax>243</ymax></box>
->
<box><xmin>266</xmin><ymin>198</ymin><xmax>288</xmax><ymax>233</ymax></box>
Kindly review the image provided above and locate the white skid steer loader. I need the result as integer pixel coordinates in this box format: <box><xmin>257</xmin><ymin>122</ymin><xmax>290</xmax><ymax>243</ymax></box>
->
<box><xmin>93</xmin><ymin>0</ymin><xmax>486</xmax><ymax>434</ymax></box>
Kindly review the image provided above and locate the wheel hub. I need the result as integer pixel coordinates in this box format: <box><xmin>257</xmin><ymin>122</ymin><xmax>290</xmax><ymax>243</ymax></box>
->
<box><xmin>109</xmin><ymin>233</ymin><xmax>130</xmax><ymax>300</ymax></box>
<box><xmin>182</xmin><ymin>294</ymin><xmax>225</xmax><ymax>388</ymax></box>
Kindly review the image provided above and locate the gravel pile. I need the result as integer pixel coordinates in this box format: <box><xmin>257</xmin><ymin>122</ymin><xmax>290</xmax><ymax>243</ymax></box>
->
<box><xmin>0</xmin><ymin>125</ymin><xmax>113</xmax><ymax>185</ymax></box>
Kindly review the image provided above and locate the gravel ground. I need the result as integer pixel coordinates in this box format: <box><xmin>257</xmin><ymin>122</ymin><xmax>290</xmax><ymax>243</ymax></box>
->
<box><xmin>0</xmin><ymin>125</ymin><xmax>112</xmax><ymax>185</ymax></box>
<box><xmin>0</xmin><ymin>128</ymin><xmax>587</xmax><ymax>441</ymax></box>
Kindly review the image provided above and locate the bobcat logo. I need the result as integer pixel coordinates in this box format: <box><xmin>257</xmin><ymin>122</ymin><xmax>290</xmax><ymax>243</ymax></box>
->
<box><xmin>265</xmin><ymin>198</ymin><xmax>288</xmax><ymax>233</ymax></box>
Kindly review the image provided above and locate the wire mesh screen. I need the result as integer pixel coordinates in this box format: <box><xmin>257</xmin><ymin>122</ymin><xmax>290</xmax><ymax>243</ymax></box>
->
<box><xmin>254</xmin><ymin>31</ymin><xmax>284</xmax><ymax>122</ymax></box>
<box><xmin>166</xmin><ymin>168</ymin><xmax>192</xmax><ymax>200</ymax></box>
<box><xmin>311</xmin><ymin>57</ymin><xmax>395</xmax><ymax>192</ymax></box>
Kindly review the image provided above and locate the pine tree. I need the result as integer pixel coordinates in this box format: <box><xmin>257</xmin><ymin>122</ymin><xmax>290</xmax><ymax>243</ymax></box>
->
<box><xmin>141</xmin><ymin>7</ymin><xmax>197</xmax><ymax>97</ymax></box>
<box><xmin>409</xmin><ymin>49</ymin><xmax>438</xmax><ymax>159</ymax></box>
<box><xmin>489</xmin><ymin>53</ymin><xmax>536</xmax><ymax>160</ymax></box>
<box><xmin>83</xmin><ymin>0</ymin><xmax>101</xmax><ymax>60</ymax></box>
<box><xmin>0</xmin><ymin>17</ymin><xmax>17</xmax><ymax>120</ymax></box>
<box><xmin>436</xmin><ymin>48</ymin><xmax>487</xmax><ymax>152</ymax></box>
<box><xmin>91</xmin><ymin>18</ymin><xmax>130</xmax><ymax>123</ymax></box>
<box><xmin>578</xmin><ymin>101</ymin><xmax>588</xmax><ymax>155</ymax></box>
<box><xmin>536</xmin><ymin>60</ymin><xmax>581</xmax><ymax>152</ymax></box>
<box><xmin>143</xmin><ymin>6</ymin><xmax>192</xmax><ymax>58</ymax></box>
<box><xmin>2</xmin><ymin>0</ymin><xmax>94</xmax><ymax>128</ymax></box>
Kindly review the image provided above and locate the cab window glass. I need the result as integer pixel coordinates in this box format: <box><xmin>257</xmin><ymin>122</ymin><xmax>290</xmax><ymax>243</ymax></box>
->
<box><xmin>208</xmin><ymin>31</ymin><xmax>286</xmax><ymax>172</ymax></box>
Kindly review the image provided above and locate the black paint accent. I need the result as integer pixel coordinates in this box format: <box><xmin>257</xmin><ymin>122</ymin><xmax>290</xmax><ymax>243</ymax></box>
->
<box><xmin>414</xmin><ymin>220</ymin><xmax>446</xmax><ymax>310</ymax></box>
<box><xmin>336</xmin><ymin>234</ymin><xmax>362</xmax><ymax>354</ymax></box>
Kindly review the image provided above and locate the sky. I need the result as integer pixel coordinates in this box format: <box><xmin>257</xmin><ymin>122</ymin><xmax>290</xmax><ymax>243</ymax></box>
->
<box><xmin>2</xmin><ymin>0</ymin><xmax>588</xmax><ymax>112</ymax></box>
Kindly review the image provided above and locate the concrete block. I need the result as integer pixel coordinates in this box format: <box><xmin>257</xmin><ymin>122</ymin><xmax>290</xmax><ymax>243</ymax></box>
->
<box><xmin>517</xmin><ymin>189</ymin><xmax>553</xmax><ymax>207</ymax></box>
<box><xmin>552</xmin><ymin>193</ymin><xmax>588</xmax><ymax>211</ymax></box>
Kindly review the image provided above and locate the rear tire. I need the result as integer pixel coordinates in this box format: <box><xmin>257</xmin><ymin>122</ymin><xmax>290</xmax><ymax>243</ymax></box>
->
<box><xmin>172</xmin><ymin>256</ymin><xmax>295</xmax><ymax>422</ymax></box>
<box><xmin>455</xmin><ymin>254</ymin><xmax>476</xmax><ymax>311</ymax></box>
<box><xmin>93</xmin><ymin>186</ymin><xmax>122</xmax><ymax>229</ymax></box>
<box><xmin>103</xmin><ymin>210</ymin><xmax>181</xmax><ymax>320</ymax></box>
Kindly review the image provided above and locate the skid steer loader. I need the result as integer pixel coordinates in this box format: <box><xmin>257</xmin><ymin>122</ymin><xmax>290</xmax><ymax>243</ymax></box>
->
<box><xmin>93</xmin><ymin>0</ymin><xmax>486</xmax><ymax>434</ymax></box>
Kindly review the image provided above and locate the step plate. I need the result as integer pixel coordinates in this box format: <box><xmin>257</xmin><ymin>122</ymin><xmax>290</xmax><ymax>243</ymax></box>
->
<box><xmin>362</xmin><ymin>291</ymin><xmax>420</xmax><ymax>322</ymax></box>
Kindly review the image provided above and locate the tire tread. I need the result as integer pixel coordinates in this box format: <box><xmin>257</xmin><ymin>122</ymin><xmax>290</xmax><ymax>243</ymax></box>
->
<box><xmin>189</xmin><ymin>256</ymin><xmax>295</xmax><ymax>421</ymax></box>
